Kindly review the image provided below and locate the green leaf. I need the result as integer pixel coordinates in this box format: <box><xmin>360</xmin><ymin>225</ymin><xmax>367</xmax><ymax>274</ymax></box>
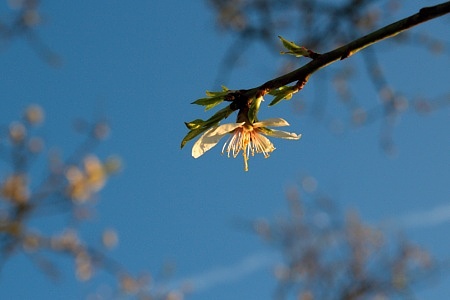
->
<box><xmin>181</xmin><ymin>126</ymin><xmax>212</xmax><ymax>149</ymax></box>
<box><xmin>181</xmin><ymin>106</ymin><xmax>234</xmax><ymax>148</ymax></box>
<box><xmin>184</xmin><ymin>119</ymin><xmax>205</xmax><ymax>130</ymax></box>
<box><xmin>268</xmin><ymin>86</ymin><xmax>297</xmax><ymax>106</ymax></box>
<box><xmin>207</xmin><ymin>105</ymin><xmax>234</xmax><ymax>124</ymax></box>
<box><xmin>269</xmin><ymin>95</ymin><xmax>287</xmax><ymax>107</ymax></box>
<box><xmin>191</xmin><ymin>97</ymin><xmax>224</xmax><ymax>111</ymax></box>
<box><xmin>205</xmin><ymin>85</ymin><xmax>229</xmax><ymax>96</ymax></box>
<box><xmin>192</xmin><ymin>86</ymin><xmax>230</xmax><ymax>111</ymax></box>
<box><xmin>278</xmin><ymin>36</ymin><xmax>310</xmax><ymax>57</ymax></box>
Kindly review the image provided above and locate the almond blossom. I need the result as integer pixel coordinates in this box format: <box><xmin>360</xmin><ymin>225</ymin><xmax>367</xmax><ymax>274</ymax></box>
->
<box><xmin>192</xmin><ymin>117</ymin><xmax>301</xmax><ymax>171</ymax></box>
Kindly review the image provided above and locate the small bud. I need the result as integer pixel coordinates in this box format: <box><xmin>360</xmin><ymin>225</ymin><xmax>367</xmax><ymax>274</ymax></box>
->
<box><xmin>23</xmin><ymin>233</ymin><xmax>40</xmax><ymax>252</ymax></box>
<box><xmin>166</xmin><ymin>291</ymin><xmax>184</xmax><ymax>300</ymax></box>
<box><xmin>84</xmin><ymin>155</ymin><xmax>106</xmax><ymax>191</ymax></box>
<box><xmin>120</xmin><ymin>275</ymin><xmax>139</xmax><ymax>294</ymax></box>
<box><xmin>28</xmin><ymin>137</ymin><xmax>44</xmax><ymax>153</ymax></box>
<box><xmin>94</xmin><ymin>122</ymin><xmax>110</xmax><ymax>140</ymax></box>
<box><xmin>24</xmin><ymin>105</ymin><xmax>44</xmax><ymax>125</ymax></box>
<box><xmin>278</xmin><ymin>36</ymin><xmax>319</xmax><ymax>58</ymax></box>
<box><xmin>23</xmin><ymin>10</ymin><xmax>41</xmax><ymax>27</ymax></box>
<box><xmin>76</xmin><ymin>252</ymin><xmax>93</xmax><ymax>281</ymax></box>
<box><xmin>104</xmin><ymin>156</ymin><xmax>122</xmax><ymax>174</ymax></box>
<box><xmin>102</xmin><ymin>229</ymin><xmax>118</xmax><ymax>249</ymax></box>
<box><xmin>9</xmin><ymin>122</ymin><xmax>26</xmax><ymax>143</ymax></box>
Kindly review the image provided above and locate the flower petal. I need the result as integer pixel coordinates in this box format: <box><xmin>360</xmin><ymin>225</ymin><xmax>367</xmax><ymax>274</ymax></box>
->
<box><xmin>262</xmin><ymin>128</ymin><xmax>301</xmax><ymax>140</ymax></box>
<box><xmin>210</xmin><ymin>122</ymin><xmax>245</xmax><ymax>136</ymax></box>
<box><xmin>191</xmin><ymin>126</ymin><xmax>221</xmax><ymax>158</ymax></box>
<box><xmin>192</xmin><ymin>123</ymin><xmax>244</xmax><ymax>158</ymax></box>
<box><xmin>253</xmin><ymin>118</ymin><xmax>289</xmax><ymax>128</ymax></box>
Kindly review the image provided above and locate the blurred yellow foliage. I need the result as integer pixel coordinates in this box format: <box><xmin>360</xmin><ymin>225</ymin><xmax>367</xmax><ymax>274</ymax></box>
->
<box><xmin>1</xmin><ymin>174</ymin><xmax>29</xmax><ymax>204</ymax></box>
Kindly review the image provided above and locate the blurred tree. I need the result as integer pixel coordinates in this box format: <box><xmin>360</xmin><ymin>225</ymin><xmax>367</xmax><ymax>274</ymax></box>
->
<box><xmin>248</xmin><ymin>179</ymin><xmax>435</xmax><ymax>299</ymax></box>
<box><xmin>0</xmin><ymin>0</ymin><xmax>60</xmax><ymax>64</ymax></box>
<box><xmin>0</xmin><ymin>106</ymin><xmax>188</xmax><ymax>299</ymax></box>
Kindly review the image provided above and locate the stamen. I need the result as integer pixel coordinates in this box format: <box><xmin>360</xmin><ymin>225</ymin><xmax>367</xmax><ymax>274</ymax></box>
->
<box><xmin>232</xmin><ymin>130</ymin><xmax>242</xmax><ymax>158</ymax></box>
<box><xmin>218</xmin><ymin>123</ymin><xmax>285</xmax><ymax>171</ymax></box>
<box><xmin>222</xmin><ymin>136</ymin><xmax>231</xmax><ymax>155</ymax></box>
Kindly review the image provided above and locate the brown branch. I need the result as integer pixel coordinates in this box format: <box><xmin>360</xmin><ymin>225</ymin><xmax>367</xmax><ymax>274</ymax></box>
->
<box><xmin>243</xmin><ymin>1</ymin><xmax>450</xmax><ymax>96</ymax></box>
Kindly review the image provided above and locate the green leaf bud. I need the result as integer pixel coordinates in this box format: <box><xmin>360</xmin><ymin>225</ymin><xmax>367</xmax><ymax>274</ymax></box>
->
<box><xmin>279</xmin><ymin>36</ymin><xmax>310</xmax><ymax>57</ymax></box>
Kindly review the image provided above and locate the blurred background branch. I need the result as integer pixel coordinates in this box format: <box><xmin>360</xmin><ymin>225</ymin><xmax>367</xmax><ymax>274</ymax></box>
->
<box><xmin>0</xmin><ymin>106</ymin><xmax>188</xmax><ymax>299</ymax></box>
<box><xmin>247</xmin><ymin>176</ymin><xmax>437</xmax><ymax>300</ymax></box>
<box><xmin>0</xmin><ymin>0</ymin><xmax>60</xmax><ymax>65</ymax></box>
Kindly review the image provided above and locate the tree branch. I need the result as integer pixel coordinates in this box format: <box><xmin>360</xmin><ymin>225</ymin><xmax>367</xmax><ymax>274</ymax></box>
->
<box><xmin>247</xmin><ymin>1</ymin><xmax>450</xmax><ymax>95</ymax></box>
<box><xmin>183</xmin><ymin>2</ymin><xmax>449</xmax><ymax>148</ymax></box>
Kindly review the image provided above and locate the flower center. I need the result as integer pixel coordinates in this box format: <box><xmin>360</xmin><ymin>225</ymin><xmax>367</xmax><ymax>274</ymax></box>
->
<box><xmin>222</xmin><ymin>125</ymin><xmax>274</xmax><ymax>171</ymax></box>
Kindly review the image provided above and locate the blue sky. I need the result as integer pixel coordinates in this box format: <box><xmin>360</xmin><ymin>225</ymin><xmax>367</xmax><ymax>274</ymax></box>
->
<box><xmin>0</xmin><ymin>1</ymin><xmax>449</xmax><ymax>299</ymax></box>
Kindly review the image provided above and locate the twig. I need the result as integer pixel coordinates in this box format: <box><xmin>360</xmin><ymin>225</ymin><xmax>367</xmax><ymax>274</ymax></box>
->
<box><xmin>243</xmin><ymin>2</ymin><xmax>450</xmax><ymax>96</ymax></box>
